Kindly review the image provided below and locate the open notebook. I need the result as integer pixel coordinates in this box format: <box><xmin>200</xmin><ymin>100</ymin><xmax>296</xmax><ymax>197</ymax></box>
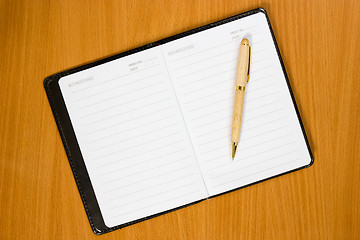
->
<box><xmin>44</xmin><ymin>8</ymin><xmax>313</xmax><ymax>234</ymax></box>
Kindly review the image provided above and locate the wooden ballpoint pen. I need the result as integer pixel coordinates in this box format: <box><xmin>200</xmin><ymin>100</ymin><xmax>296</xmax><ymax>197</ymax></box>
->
<box><xmin>231</xmin><ymin>38</ymin><xmax>251</xmax><ymax>160</ymax></box>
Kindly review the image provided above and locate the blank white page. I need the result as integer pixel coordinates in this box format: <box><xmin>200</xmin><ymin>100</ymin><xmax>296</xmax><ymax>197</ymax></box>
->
<box><xmin>161</xmin><ymin>12</ymin><xmax>312</xmax><ymax>196</ymax></box>
<box><xmin>59</xmin><ymin>47</ymin><xmax>208</xmax><ymax>228</ymax></box>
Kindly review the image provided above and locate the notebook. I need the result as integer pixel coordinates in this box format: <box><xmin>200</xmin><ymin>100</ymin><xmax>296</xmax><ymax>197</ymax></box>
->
<box><xmin>44</xmin><ymin>8</ymin><xmax>313</xmax><ymax>234</ymax></box>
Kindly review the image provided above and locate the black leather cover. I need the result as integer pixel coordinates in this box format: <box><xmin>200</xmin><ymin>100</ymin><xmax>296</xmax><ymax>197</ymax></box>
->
<box><xmin>43</xmin><ymin>8</ymin><xmax>313</xmax><ymax>235</ymax></box>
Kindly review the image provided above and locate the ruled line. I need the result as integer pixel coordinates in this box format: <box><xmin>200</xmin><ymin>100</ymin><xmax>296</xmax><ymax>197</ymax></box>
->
<box><xmin>180</xmin><ymin>70</ymin><xmax>272</xmax><ymax>106</ymax></box>
<box><xmin>82</xmin><ymin>99</ymin><xmax>171</xmax><ymax>126</ymax></box>
<box><xmin>248</xmin><ymin>74</ymin><xmax>274</xmax><ymax>84</ymax></box>
<box><xmin>195</xmin><ymin>125</ymin><xmax>230</xmax><ymax>138</ymax></box>
<box><xmin>202</xmin><ymin>133</ymin><xmax>292</xmax><ymax>156</ymax></box>
<box><xmin>201</xmin><ymin>143</ymin><xmax>228</xmax><ymax>154</ymax></box>
<box><xmin>178</xmin><ymin>68</ymin><xmax>235</xmax><ymax>88</ymax></box>
<box><xmin>203</xmin><ymin>153</ymin><xmax>229</xmax><ymax>164</ymax></box>
<box><xmin>249</xmin><ymin>65</ymin><xmax>272</xmax><ymax>75</ymax></box>
<box><xmin>243</xmin><ymin>99</ymin><xmax>281</xmax><ymax>113</ymax></box>
<box><xmin>238</xmin><ymin>133</ymin><xmax>293</xmax><ymax>152</ymax></box>
<box><xmin>199</xmin><ymin>125</ymin><xmax>290</xmax><ymax>162</ymax></box>
<box><xmin>199</xmin><ymin>133</ymin><xmax>230</xmax><ymax>146</ymax></box>
<box><xmin>80</xmin><ymin>96</ymin><xmax>169</xmax><ymax>119</ymax></box>
<box><xmin>99</xmin><ymin>148</ymin><xmax>188</xmax><ymax>175</ymax></box>
<box><xmin>195</xmin><ymin>116</ymin><xmax>286</xmax><ymax>142</ymax></box>
<box><xmin>103</xmin><ymin>164</ymin><xmax>193</xmax><ymax>193</ymax></box>
<box><xmin>189</xmin><ymin>107</ymin><xmax>232</xmax><ymax>122</ymax></box>
<box><xmin>193</xmin><ymin>116</ymin><xmax>231</xmax><ymax>130</ymax></box>
<box><xmin>75</xmin><ymin>80</ymin><xmax>165</xmax><ymax>103</ymax></box>
<box><xmin>242</xmin><ymin>125</ymin><xmax>290</xmax><ymax>141</ymax></box>
<box><xmin>235</xmin><ymin>141</ymin><xmax>296</xmax><ymax>162</ymax></box>
<box><xmin>80</xmin><ymin>89</ymin><xmax>169</xmax><ymax>110</ymax></box>
<box><xmin>204</xmin><ymin>141</ymin><xmax>295</xmax><ymax>165</ymax></box>
<box><xmin>251</xmin><ymin>57</ymin><xmax>268</xmax><ymax>64</ymax></box>
<box><xmin>97</xmin><ymin>144</ymin><xmax>187</xmax><ymax>169</ymax></box>
<box><xmin>212</xmin><ymin>158</ymin><xmax>302</xmax><ymax>188</ymax></box>
<box><xmin>242</xmin><ymin>107</ymin><xmax>285</xmax><ymax>123</ymax></box>
<box><xmin>95</xmin><ymin>139</ymin><xmax>185</xmax><ymax>162</ymax></box>
<box><xmin>87</xmin><ymin>114</ymin><xmax>176</xmax><ymax>142</ymax></box>
<box><xmin>173</xmin><ymin>49</ymin><xmax>237</xmax><ymax>71</ymax></box>
<box><xmin>240</xmin><ymin>81</ymin><xmax>274</xmax><ymax>96</ymax></box>
<box><xmin>251</xmin><ymin>48</ymin><xmax>266</xmax><ymax>56</ymax></box>
<box><xmin>177</xmin><ymin>58</ymin><xmax>237</xmax><ymax>79</ymax></box>
<box><xmin>90</xmin><ymin>122</ymin><xmax>180</xmax><ymax>151</ymax></box>
<box><xmin>184</xmin><ymin>88</ymin><xmax>231</xmax><ymax>105</ymax></box>
<box><xmin>200</xmin><ymin>125</ymin><xmax>291</xmax><ymax>161</ymax></box>
<box><xmin>187</xmin><ymin>96</ymin><xmax>232</xmax><ymax>113</ymax></box>
<box><xmin>101</xmin><ymin>155</ymin><xmax>191</xmax><ymax>184</ymax></box>
<box><xmin>182</xmin><ymin>78</ymin><xmax>232</xmax><ymax>96</ymax></box>
<box><xmin>85</xmin><ymin>106</ymin><xmax>174</xmax><ymax>134</ymax></box>
<box><xmin>93</xmin><ymin>130</ymin><xmax>182</xmax><ymax>158</ymax></box>
<box><xmin>80</xmin><ymin>94</ymin><xmax>170</xmax><ymax>119</ymax></box>
<box><xmin>245</xmin><ymin>90</ymin><xmax>281</xmax><ymax>104</ymax></box>
<box><xmin>209</xmin><ymin>149</ymin><xmax>300</xmax><ymax>176</ymax></box>
<box><xmin>240</xmin><ymin>115</ymin><xmax>287</xmax><ymax>133</ymax></box>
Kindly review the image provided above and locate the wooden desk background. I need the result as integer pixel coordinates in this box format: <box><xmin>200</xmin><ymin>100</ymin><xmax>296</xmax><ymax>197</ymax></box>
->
<box><xmin>0</xmin><ymin>0</ymin><xmax>359</xmax><ymax>239</ymax></box>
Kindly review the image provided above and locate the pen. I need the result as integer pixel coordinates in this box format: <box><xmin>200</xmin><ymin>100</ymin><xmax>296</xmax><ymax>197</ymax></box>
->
<box><xmin>231</xmin><ymin>38</ymin><xmax>251</xmax><ymax>160</ymax></box>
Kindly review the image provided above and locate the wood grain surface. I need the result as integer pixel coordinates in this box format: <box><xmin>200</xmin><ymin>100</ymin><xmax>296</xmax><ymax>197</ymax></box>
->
<box><xmin>0</xmin><ymin>0</ymin><xmax>359</xmax><ymax>239</ymax></box>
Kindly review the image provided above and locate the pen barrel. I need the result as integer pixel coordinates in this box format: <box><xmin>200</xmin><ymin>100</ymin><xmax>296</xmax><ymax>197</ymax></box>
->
<box><xmin>232</xmin><ymin>39</ymin><xmax>249</xmax><ymax>143</ymax></box>
<box><xmin>235</xmin><ymin>43</ymin><xmax>250</xmax><ymax>86</ymax></box>
<box><xmin>231</xmin><ymin>90</ymin><xmax>245</xmax><ymax>143</ymax></box>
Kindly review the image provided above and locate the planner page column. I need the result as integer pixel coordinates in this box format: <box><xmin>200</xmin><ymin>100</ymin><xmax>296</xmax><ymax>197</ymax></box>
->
<box><xmin>59</xmin><ymin>46</ymin><xmax>208</xmax><ymax>227</ymax></box>
<box><xmin>161</xmin><ymin>12</ymin><xmax>312</xmax><ymax>196</ymax></box>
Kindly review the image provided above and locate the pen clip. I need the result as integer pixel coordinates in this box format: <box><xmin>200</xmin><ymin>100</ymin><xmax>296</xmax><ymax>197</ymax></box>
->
<box><xmin>247</xmin><ymin>46</ymin><xmax>251</xmax><ymax>82</ymax></box>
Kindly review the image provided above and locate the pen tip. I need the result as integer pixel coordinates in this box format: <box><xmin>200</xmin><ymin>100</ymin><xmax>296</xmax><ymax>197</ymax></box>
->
<box><xmin>231</xmin><ymin>142</ymin><xmax>238</xmax><ymax>160</ymax></box>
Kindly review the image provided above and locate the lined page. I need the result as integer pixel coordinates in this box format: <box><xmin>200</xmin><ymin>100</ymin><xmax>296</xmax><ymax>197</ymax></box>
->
<box><xmin>161</xmin><ymin>12</ymin><xmax>312</xmax><ymax>196</ymax></box>
<box><xmin>59</xmin><ymin>47</ymin><xmax>208</xmax><ymax>227</ymax></box>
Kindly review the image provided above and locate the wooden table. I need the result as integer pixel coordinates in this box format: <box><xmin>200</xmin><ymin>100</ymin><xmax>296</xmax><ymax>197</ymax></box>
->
<box><xmin>1</xmin><ymin>0</ymin><xmax>359</xmax><ymax>239</ymax></box>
